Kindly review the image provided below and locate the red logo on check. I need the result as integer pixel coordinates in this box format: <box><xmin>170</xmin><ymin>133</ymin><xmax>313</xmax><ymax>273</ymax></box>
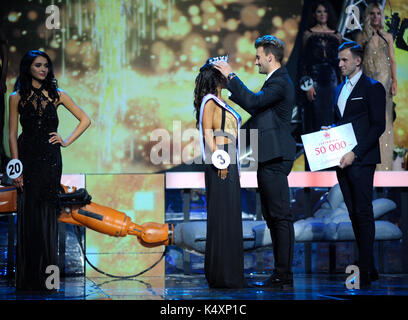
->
<box><xmin>324</xmin><ymin>131</ymin><xmax>330</xmax><ymax>139</ymax></box>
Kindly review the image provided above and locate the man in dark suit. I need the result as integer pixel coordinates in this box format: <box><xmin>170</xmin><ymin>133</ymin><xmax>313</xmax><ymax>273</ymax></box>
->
<box><xmin>332</xmin><ymin>41</ymin><xmax>385</xmax><ymax>287</ymax></box>
<box><xmin>214</xmin><ymin>35</ymin><xmax>296</xmax><ymax>289</ymax></box>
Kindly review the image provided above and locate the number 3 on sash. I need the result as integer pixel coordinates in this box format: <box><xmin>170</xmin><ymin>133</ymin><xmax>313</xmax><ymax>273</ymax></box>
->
<box><xmin>211</xmin><ymin>149</ymin><xmax>230</xmax><ymax>170</ymax></box>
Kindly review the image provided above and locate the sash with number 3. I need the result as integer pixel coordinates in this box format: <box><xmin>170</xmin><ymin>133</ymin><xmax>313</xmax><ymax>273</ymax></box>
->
<box><xmin>199</xmin><ymin>94</ymin><xmax>241</xmax><ymax>171</ymax></box>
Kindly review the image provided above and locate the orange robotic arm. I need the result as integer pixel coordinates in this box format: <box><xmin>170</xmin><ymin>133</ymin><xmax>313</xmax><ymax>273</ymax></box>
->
<box><xmin>57</xmin><ymin>185</ymin><xmax>174</xmax><ymax>247</ymax></box>
<box><xmin>0</xmin><ymin>184</ymin><xmax>173</xmax><ymax>248</ymax></box>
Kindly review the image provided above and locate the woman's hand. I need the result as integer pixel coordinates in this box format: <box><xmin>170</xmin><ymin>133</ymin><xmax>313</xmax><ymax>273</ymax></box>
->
<box><xmin>49</xmin><ymin>132</ymin><xmax>67</xmax><ymax>147</ymax></box>
<box><xmin>306</xmin><ymin>86</ymin><xmax>316</xmax><ymax>102</ymax></box>
<box><xmin>392</xmin><ymin>81</ymin><xmax>397</xmax><ymax>96</ymax></box>
<box><xmin>218</xmin><ymin>168</ymin><xmax>228</xmax><ymax>180</ymax></box>
<box><xmin>13</xmin><ymin>175</ymin><xmax>23</xmax><ymax>190</ymax></box>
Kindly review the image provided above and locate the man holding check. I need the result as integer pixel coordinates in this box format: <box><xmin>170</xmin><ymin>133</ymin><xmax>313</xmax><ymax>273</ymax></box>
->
<box><xmin>329</xmin><ymin>41</ymin><xmax>386</xmax><ymax>287</ymax></box>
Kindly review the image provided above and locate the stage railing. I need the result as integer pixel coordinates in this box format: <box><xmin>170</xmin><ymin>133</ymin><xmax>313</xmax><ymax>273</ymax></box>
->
<box><xmin>166</xmin><ymin>171</ymin><xmax>408</xmax><ymax>189</ymax></box>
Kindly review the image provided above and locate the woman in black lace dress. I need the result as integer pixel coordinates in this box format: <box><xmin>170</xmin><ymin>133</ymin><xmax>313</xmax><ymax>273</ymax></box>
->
<box><xmin>9</xmin><ymin>50</ymin><xmax>91</xmax><ymax>291</ymax></box>
<box><xmin>301</xmin><ymin>1</ymin><xmax>342</xmax><ymax>134</ymax></box>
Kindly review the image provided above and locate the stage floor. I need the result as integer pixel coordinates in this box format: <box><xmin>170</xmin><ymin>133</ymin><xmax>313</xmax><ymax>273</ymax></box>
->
<box><xmin>1</xmin><ymin>273</ymin><xmax>408</xmax><ymax>300</ymax></box>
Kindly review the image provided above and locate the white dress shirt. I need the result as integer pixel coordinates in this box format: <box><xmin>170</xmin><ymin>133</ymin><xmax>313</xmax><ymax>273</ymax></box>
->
<box><xmin>337</xmin><ymin>70</ymin><xmax>362</xmax><ymax>117</ymax></box>
<box><xmin>265</xmin><ymin>67</ymin><xmax>279</xmax><ymax>82</ymax></box>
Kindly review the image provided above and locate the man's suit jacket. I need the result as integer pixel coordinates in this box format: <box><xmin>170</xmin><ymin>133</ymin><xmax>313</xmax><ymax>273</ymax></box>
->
<box><xmin>334</xmin><ymin>73</ymin><xmax>386</xmax><ymax>165</ymax></box>
<box><xmin>227</xmin><ymin>67</ymin><xmax>296</xmax><ymax>163</ymax></box>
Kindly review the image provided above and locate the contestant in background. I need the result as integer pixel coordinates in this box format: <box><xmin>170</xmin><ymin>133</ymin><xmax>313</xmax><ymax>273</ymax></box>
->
<box><xmin>301</xmin><ymin>1</ymin><xmax>342</xmax><ymax>135</ymax></box>
<box><xmin>334</xmin><ymin>42</ymin><xmax>385</xmax><ymax>287</ymax></box>
<box><xmin>9</xmin><ymin>50</ymin><xmax>91</xmax><ymax>291</ymax></box>
<box><xmin>194</xmin><ymin>58</ymin><xmax>247</xmax><ymax>288</ymax></box>
<box><xmin>356</xmin><ymin>2</ymin><xmax>398</xmax><ymax>171</ymax></box>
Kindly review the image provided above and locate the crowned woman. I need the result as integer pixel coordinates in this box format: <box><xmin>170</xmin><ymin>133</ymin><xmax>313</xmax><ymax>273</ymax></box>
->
<box><xmin>193</xmin><ymin>56</ymin><xmax>247</xmax><ymax>288</ymax></box>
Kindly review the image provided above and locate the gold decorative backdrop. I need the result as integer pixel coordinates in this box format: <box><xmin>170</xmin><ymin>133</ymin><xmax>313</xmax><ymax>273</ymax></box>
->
<box><xmin>3</xmin><ymin>0</ymin><xmax>407</xmax><ymax>173</ymax></box>
<box><xmin>4</xmin><ymin>0</ymin><xmax>302</xmax><ymax>173</ymax></box>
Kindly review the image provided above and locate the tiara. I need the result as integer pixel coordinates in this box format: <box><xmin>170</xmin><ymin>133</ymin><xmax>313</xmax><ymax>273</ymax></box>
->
<box><xmin>200</xmin><ymin>55</ymin><xmax>229</xmax><ymax>71</ymax></box>
<box><xmin>207</xmin><ymin>55</ymin><xmax>229</xmax><ymax>64</ymax></box>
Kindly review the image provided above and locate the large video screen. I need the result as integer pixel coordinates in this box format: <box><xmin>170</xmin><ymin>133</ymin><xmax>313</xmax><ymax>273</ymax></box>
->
<box><xmin>3</xmin><ymin>0</ymin><xmax>302</xmax><ymax>173</ymax></box>
<box><xmin>3</xmin><ymin>0</ymin><xmax>407</xmax><ymax>174</ymax></box>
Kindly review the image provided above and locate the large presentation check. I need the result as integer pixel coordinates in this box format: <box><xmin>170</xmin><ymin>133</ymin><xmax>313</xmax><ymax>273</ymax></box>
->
<box><xmin>301</xmin><ymin>123</ymin><xmax>358</xmax><ymax>172</ymax></box>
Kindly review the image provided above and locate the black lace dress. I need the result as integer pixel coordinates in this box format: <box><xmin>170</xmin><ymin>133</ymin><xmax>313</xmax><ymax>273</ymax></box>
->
<box><xmin>302</xmin><ymin>30</ymin><xmax>342</xmax><ymax>133</ymax></box>
<box><xmin>15</xmin><ymin>86</ymin><xmax>62</xmax><ymax>291</ymax></box>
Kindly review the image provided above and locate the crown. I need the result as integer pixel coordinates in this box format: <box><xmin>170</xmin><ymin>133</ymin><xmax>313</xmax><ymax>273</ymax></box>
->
<box><xmin>200</xmin><ymin>55</ymin><xmax>229</xmax><ymax>71</ymax></box>
<box><xmin>208</xmin><ymin>55</ymin><xmax>229</xmax><ymax>64</ymax></box>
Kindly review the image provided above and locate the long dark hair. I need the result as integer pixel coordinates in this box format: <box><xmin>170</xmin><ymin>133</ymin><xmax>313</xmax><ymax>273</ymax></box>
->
<box><xmin>193</xmin><ymin>64</ymin><xmax>226</xmax><ymax>128</ymax></box>
<box><xmin>306</xmin><ymin>0</ymin><xmax>338</xmax><ymax>31</ymax></box>
<box><xmin>13</xmin><ymin>50</ymin><xmax>59</xmax><ymax>103</ymax></box>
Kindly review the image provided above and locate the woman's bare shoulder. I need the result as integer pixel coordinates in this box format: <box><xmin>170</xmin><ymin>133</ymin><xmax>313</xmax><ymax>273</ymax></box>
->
<box><xmin>204</xmin><ymin>96</ymin><xmax>219</xmax><ymax>110</ymax></box>
<box><xmin>9</xmin><ymin>91</ymin><xmax>21</xmax><ymax>103</ymax></box>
